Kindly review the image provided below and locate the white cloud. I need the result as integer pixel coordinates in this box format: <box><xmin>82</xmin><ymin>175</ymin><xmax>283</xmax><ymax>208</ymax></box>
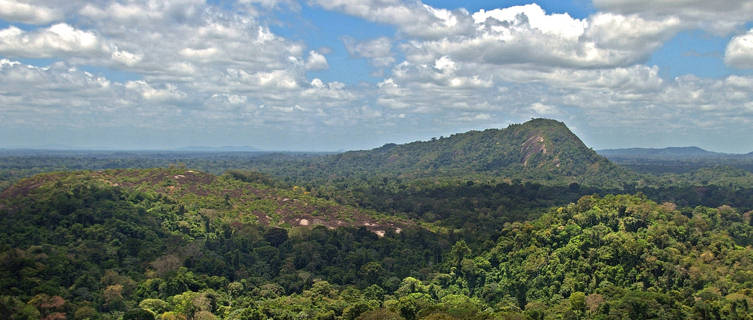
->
<box><xmin>179</xmin><ymin>47</ymin><xmax>220</xmax><ymax>59</ymax></box>
<box><xmin>522</xmin><ymin>65</ymin><xmax>665</xmax><ymax>92</ymax></box>
<box><xmin>433</xmin><ymin>56</ymin><xmax>455</xmax><ymax>73</ymax></box>
<box><xmin>111</xmin><ymin>49</ymin><xmax>142</xmax><ymax>66</ymax></box>
<box><xmin>375</xmin><ymin>59</ymin><xmax>496</xmax><ymax>113</ymax></box>
<box><xmin>313</xmin><ymin>0</ymin><xmax>474</xmax><ymax>39</ymax></box>
<box><xmin>302</xmin><ymin>79</ymin><xmax>354</xmax><ymax>104</ymax></box>
<box><xmin>125</xmin><ymin>80</ymin><xmax>186</xmax><ymax>101</ymax></box>
<box><xmin>402</xmin><ymin>4</ymin><xmax>681</xmax><ymax>69</ymax></box>
<box><xmin>343</xmin><ymin>36</ymin><xmax>394</xmax><ymax>67</ymax></box>
<box><xmin>323</xmin><ymin>2</ymin><xmax>682</xmax><ymax>69</ymax></box>
<box><xmin>371</xmin><ymin>46</ymin><xmax>753</xmax><ymax>136</ymax></box>
<box><xmin>73</xmin><ymin>0</ymin><xmax>309</xmax><ymax>79</ymax></box>
<box><xmin>472</xmin><ymin>5</ymin><xmax>586</xmax><ymax>40</ymax></box>
<box><xmin>0</xmin><ymin>23</ymin><xmax>145</xmax><ymax>67</ymax></box>
<box><xmin>0</xmin><ymin>55</ymin><xmax>361</xmax><ymax>133</ymax></box>
<box><xmin>530</xmin><ymin>102</ymin><xmax>558</xmax><ymax>115</ymax></box>
<box><xmin>0</xmin><ymin>60</ymin><xmax>125</xmax><ymax>123</ymax></box>
<box><xmin>593</xmin><ymin>0</ymin><xmax>753</xmax><ymax>34</ymax></box>
<box><xmin>725</xmin><ymin>29</ymin><xmax>753</xmax><ymax>69</ymax></box>
<box><xmin>78</xmin><ymin>0</ymin><xmax>205</xmax><ymax>23</ymax></box>
<box><xmin>0</xmin><ymin>0</ymin><xmax>61</xmax><ymax>24</ymax></box>
<box><xmin>239</xmin><ymin>0</ymin><xmax>299</xmax><ymax>10</ymax></box>
<box><xmin>2</xmin><ymin>0</ymin><xmax>753</xmax><ymax>151</ymax></box>
<box><xmin>305</xmin><ymin>50</ymin><xmax>329</xmax><ymax>70</ymax></box>
<box><xmin>0</xmin><ymin>1</ymin><xmax>367</xmax><ymax>136</ymax></box>
<box><xmin>0</xmin><ymin>24</ymin><xmax>101</xmax><ymax>57</ymax></box>
<box><xmin>457</xmin><ymin>112</ymin><xmax>491</xmax><ymax>121</ymax></box>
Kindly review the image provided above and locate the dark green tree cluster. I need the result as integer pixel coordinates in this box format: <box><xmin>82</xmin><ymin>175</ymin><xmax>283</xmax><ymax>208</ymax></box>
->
<box><xmin>467</xmin><ymin>194</ymin><xmax>753</xmax><ymax>319</ymax></box>
<box><xmin>0</xmin><ymin>177</ymin><xmax>445</xmax><ymax>319</ymax></box>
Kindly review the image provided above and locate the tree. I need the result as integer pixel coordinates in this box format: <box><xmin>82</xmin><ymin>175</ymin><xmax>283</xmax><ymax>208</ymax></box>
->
<box><xmin>356</xmin><ymin>308</ymin><xmax>404</xmax><ymax>320</ymax></box>
<box><xmin>139</xmin><ymin>299</ymin><xmax>169</xmax><ymax>315</ymax></box>
<box><xmin>569</xmin><ymin>292</ymin><xmax>586</xmax><ymax>316</ymax></box>
<box><xmin>123</xmin><ymin>309</ymin><xmax>156</xmax><ymax>320</ymax></box>
<box><xmin>360</xmin><ymin>262</ymin><xmax>384</xmax><ymax>284</ymax></box>
<box><xmin>264</xmin><ymin>228</ymin><xmax>288</xmax><ymax>247</ymax></box>
<box><xmin>449</xmin><ymin>241</ymin><xmax>471</xmax><ymax>273</ymax></box>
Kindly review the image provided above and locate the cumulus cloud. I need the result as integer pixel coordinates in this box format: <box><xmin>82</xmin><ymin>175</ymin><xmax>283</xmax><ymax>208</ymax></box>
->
<box><xmin>372</xmin><ymin>46</ymin><xmax>753</xmax><ymax>135</ymax></box>
<box><xmin>343</xmin><ymin>36</ymin><xmax>394</xmax><ymax>68</ymax></box>
<box><xmin>0</xmin><ymin>0</ymin><xmax>61</xmax><ymax>24</ymax></box>
<box><xmin>725</xmin><ymin>29</ymin><xmax>753</xmax><ymax>69</ymax></box>
<box><xmin>78</xmin><ymin>0</ymin><xmax>205</xmax><ymax>24</ymax></box>
<box><xmin>125</xmin><ymin>80</ymin><xmax>186</xmax><ymax>102</ymax></box>
<box><xmin>312</xmin><ymin>0</ymin><xmax>474</xmax><ymax>39</ymax></box>
<box><xmin>71</xmin><ymin>0</ymin><xmax>307</xmax><ymax>77</ymax></box>
<box><xmin>2</xmin><ymin>0</ymin><xmax>753</xmax><ymax>151</ymax></box>
<box><xmin>337</xmin><ymin>1</ymin><xmax>746</xmax><ymax>136</ymax></box>
<box><xmin>0</xmin><ymin>24</ymin><xmax>101</xmax><ymax>57</ymax></box>
<box><xmin>318</xmin><ymin>2</ymin><xmax>684</xmax><ymax>69</ymax></box>
<box><xmin>593</xmin><ymin>0</ymin><xmax>753</xmax><ymax>34</ymax></box>
<box><xmin>179</xmin><ymin>47</ymin><xmax>220</xmax><ymax>60</ymax></box>
<box><xmin>305</xmin><ymin>50</ymin><xmax>329</xmax><ymax>70</ymax></box>
<box><xmin>402</xmin><ymin>4</ymin><xmax>682</xmax><ymax>69</ymax></box>
<box><xmin>375</xmin><ymin>57</ymin><xmax>496</xmax><ymax>113</ymax></box>
<box><xmin>0</xmin><ymin>23</ymin><xmax>143</xmax><ymax>67</ymax></box>
<box><xmin>111</xmin><ymin>49</ymin><xmax>143</xmax><ymax>66</ymax></box>
<box><xmin>530</xmin><ymin>102</ymin><xmax>558</xmax><ymax>115</ymax></box>
<box><xmin>0</xmin><ymin>60</ymin><xmax>124</xmax><ymax>124</ymax></box>
<box><xmin>0</xmin><ymin>0</ymin><xmax>364</xmax><ymax>138</ymax></box>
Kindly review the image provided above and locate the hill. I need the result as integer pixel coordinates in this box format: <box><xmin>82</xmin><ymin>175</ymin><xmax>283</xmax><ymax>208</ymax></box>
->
<box><xmin>261</xmin><ymin>119</ymin><xmax>630</xmax><ymax>188</ymax></box>
<box><xmin>0</xmin><ymin>119</ymin><xmax>633</xmax><ymax>191</ymax></box>
<box><xmin>0</xmin><ymin>169</ymin><xmax>446</xmax><ymax>320</ymax></box>
<box><xmin>0</xmin><ymin>168</ymin><xmax>406</xmax><ymax>234</ymax></box>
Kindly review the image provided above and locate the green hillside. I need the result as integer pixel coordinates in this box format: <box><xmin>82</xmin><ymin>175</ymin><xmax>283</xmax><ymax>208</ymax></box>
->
<box><xmin>0</xmin><ymin>168</ymin><xmax>406</xmax><ymax>234</ymax></box>
<box><xmin>2</xmin><ymin>171</ymin><xmax>752</xmax><ymax>319</ymax></box>
<box><xmin>253</xmin><ymin>119</ymin><xmax>630</xmax><ymax>188</ymax></box>
<box><xmin>0</xmin><ymin>169</ymin><xmax>442</xmax><ymax>320</ymax></box>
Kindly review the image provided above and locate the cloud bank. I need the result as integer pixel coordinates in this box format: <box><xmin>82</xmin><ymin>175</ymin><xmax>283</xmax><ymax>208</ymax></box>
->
<box><xmin>1</xmin><ymin>0</ymin><xmax>752</xmax><ymax>151</ymax></box>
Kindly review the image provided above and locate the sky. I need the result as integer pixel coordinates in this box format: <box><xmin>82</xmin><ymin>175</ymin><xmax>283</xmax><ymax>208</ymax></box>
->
<box><xmin>1</xmin><ymin>1</ymin><xmax>753</xmax><ymax>152</ymax></box>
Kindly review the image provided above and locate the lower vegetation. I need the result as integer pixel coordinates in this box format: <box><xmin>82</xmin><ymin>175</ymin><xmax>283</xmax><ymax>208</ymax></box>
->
<box><xmin>2</xmin><ymin>167</ymin><xmax>753</xmax><ymax>319</ymax></box>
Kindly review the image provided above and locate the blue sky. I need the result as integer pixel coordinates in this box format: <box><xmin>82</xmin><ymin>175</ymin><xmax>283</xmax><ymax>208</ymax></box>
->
<box><xmin>1</xmin><ymin>0</ymin><xmax>753</xmax><ymax>152</ymax></box>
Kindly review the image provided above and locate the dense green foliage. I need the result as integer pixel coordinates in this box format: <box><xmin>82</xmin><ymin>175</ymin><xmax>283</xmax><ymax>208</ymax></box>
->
<box><xmin>0</xmin><ymin>174</ymin><xmax>447</xmax><ymax>319</ymax></box>
<box><xmin>477</xmin><ymin>194</ymin><xmax>753</xmax><ymax>318</ymax></box>
<box><xmin>3</xmin><ymin>119</ymin><xmax>753</xmax><ymax>319</ymax></box>
<box><xmin>328</xmin><ymin>119</ymin><xmax>610</xmax><ymax>176</ymax></box>
<box><xmin>2</xmin><ymin>169</ymin><xmax>753</xmax><ymax>319</ymax></box>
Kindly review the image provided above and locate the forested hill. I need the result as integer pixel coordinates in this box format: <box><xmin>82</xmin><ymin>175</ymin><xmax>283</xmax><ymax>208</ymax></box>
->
<box><xmin>0</xmin><ymin>168</ymin><xmax>407</xmax><ymax>234</ymax></box>
<box><xmin>274</xmin><ymin>118</ymin><xmax>630</xmax><ymax>187</ymax></box>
